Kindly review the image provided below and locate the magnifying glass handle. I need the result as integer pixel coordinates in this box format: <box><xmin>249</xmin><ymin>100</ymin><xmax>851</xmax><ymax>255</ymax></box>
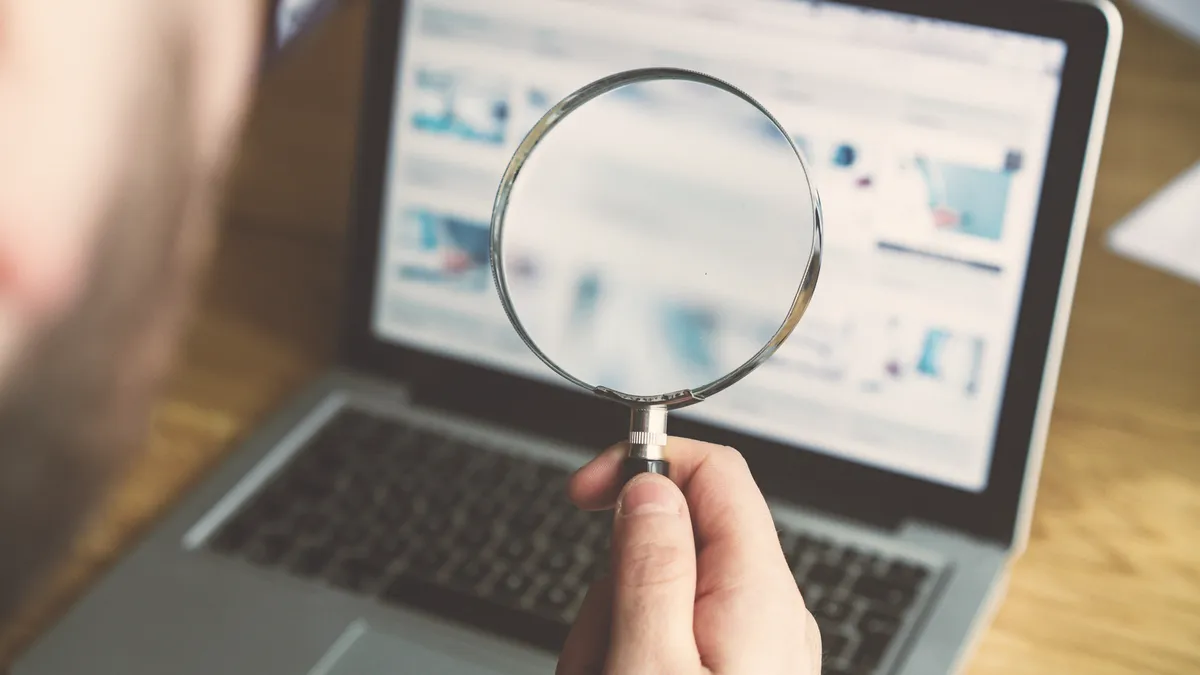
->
<box><xmin>621</xmin><ymin>457</ymin><xmax>670</xmax><ymax>482</ymax></box>
<box><xmin>623</xmin><ymin>406</ymin><xmax>670</xmax><ymax>484</ymax></box>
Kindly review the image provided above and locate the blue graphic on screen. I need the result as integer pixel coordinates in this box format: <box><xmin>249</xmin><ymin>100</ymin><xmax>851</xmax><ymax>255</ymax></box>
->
<box><xmin>913</xmin><ymin>158</ymin><xmax>1012</xmax><ymax>241</ymax></box>
<box><xmin>526</xmin><ymin>88</ymin><xmax>550</xmax><ymax>110</ymax></box>
<box><xmin>832</xmin><ymin>143</ymin><xmax>857</xmax><ymax>168</ymax></box>
<box><xmin>569</xmin><ymin>273</ymin><xmax>603</xmax><ymax>328</ymax></box>
<box><xmin>916</xmin><ymin>327</ymin><xmax>984</xmax><ymax>395</ymax></box>
<box><xmin>396</xmin><ymin>209</ymin><xmax>491</xmax><ymax>292</ymax></box>
<box><xmin>917</xmin><ymin>329</ymin><xmax>950</xmax><ymax>376</ymax></box>
<box><xmin>662</xmin><ymin>304</ymin><xmax>720</xmax><ymax>383</ymax></box>
<box><xmin>411</xmin><ymin>68</ymin><xmax>509</xmax><ymax>145</ymax></box>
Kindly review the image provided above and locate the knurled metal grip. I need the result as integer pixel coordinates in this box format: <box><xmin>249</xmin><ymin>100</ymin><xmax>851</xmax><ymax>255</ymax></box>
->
<box><xmin>627</xmin><ymin>406</ymin><xmax>669</xmax><ymax>466</ymax></box>
<box><xmin>629</xmin><ymin>430</ymin><xmax>668</xmax><ymax>447</ymax></box>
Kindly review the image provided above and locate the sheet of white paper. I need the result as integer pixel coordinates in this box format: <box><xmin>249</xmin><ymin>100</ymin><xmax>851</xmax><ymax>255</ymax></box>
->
<box><xmin>1107</xmin><ymin>159</ymin><xmax>1200</xmax><ymax>286</ymax></box>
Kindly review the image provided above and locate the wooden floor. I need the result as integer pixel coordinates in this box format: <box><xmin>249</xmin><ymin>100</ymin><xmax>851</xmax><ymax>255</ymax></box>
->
<box><xmin>2</xmin><ymin>1</ymin><xmax>1199</xmax><ymax>672</ymax></box>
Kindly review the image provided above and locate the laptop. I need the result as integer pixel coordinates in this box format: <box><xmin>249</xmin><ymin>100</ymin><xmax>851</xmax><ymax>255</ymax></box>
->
<box><xmin>14</xmin><ymin>0</ymin><xmax>1122</xmax><ymax>673</ymax></box>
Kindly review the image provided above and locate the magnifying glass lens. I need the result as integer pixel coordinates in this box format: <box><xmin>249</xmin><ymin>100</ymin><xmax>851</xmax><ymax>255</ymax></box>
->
<box><xmin>497</xmin><ymin>75</ymin><xmax>818</xmax><ymax>401</ymax></box>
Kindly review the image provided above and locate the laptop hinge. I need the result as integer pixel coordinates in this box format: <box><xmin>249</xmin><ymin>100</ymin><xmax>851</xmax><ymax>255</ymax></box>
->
<box><xmin>331</xmin><ymin>367</ymin><xmax>416</xmax><ymax>405</ymax></box>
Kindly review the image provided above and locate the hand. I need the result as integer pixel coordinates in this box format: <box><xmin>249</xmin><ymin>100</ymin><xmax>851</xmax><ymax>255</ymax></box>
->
<box><xmin>557</xmin><ymin>438</ymin><xmax>822</xmax><ymax>674</ymax></box>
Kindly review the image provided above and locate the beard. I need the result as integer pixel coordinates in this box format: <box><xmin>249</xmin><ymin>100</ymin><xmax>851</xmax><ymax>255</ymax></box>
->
<box><xmin>0</xmin><ymin>41</ymin><xmax>225</xmax><ymax>630</ymax></box>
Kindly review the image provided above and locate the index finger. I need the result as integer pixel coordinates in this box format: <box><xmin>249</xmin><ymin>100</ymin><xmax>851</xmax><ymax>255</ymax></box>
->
<box><xmin>569</xmin><ymin>438</ymin><xmax>792</xmax><ymax>589</ymax></box>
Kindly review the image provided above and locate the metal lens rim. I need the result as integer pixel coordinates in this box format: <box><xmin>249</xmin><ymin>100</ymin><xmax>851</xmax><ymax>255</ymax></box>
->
<box><xmin>489</xmin><ymin>66</ymin><xmax>823</xmax><ymax>410</ymax></box>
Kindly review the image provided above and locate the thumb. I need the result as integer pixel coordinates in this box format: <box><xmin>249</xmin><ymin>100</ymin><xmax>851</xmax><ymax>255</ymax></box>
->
<box><xmin>606</xmin><ymin>473</ymin><xmax>702</xmax><ymax>674</ymax></box>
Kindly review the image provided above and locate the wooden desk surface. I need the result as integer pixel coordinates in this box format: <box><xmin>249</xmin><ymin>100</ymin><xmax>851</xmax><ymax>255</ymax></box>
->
<box><xmin>2</xmin><ymin>1</ymin><xmax>1199</xmax><ymax>672</ymax></box>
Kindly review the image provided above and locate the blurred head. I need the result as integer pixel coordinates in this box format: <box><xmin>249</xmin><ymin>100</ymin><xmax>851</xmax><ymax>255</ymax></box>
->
<box><xmin>0</xmin><ymin>0</ymin><xmax>262</xmax><ymax>625</ymax></box>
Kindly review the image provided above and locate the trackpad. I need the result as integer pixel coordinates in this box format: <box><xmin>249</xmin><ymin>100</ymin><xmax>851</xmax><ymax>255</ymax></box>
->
<box><xmin>309</xmin><ymin>620</ymin><xmax>505</xmax><ymax>675</ymax></box>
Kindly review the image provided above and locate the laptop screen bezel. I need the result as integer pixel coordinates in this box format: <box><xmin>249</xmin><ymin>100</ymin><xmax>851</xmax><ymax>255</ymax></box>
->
<box><xmin>339</xmin><ymin>0</ymin><xmax>1115</xmax><ymax>546</ymax></box>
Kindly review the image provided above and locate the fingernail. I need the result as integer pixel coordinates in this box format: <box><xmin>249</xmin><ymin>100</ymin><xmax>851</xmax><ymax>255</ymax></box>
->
<box><xmin>617</xmin><ymin>474</ymin><xmax>683</xmax><ymax>517</ymax></box>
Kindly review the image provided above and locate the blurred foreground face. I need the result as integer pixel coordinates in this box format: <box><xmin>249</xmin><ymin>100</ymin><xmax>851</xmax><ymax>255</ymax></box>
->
<box><xmin>0</xmin><ymin>0</ymin><xmax>262</xmax><ymax>626</ymax></box>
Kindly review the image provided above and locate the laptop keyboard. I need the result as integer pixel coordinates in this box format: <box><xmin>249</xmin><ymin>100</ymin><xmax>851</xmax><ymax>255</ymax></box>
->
<box><xmin>206</xmin><ymin>406</ymin><xmax>933</xmax><ymax>674</ymax></box>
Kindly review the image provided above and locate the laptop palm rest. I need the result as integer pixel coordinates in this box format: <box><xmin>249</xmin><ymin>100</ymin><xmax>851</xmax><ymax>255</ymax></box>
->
<box><xmin>309</xmin><ymin>620</ymin><xmax>507</xmax><ymax>675</ymax></box>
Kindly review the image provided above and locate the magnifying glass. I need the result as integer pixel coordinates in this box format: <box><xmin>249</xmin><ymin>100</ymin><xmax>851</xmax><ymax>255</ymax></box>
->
<box><xmin>490</xmin><ymin>67</ymin><xmax>822</xmax><ymax>483</ymax></box>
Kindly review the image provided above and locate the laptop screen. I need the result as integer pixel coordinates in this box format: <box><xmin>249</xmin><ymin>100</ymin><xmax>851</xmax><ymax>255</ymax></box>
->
<box><xmin>370</xmin><ymin>0</ymin><xmax>1068</xmax><ymax>493</ymax></box>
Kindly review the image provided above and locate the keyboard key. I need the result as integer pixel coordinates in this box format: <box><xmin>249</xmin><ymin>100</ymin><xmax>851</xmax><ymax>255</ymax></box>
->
<box><xmin>468</xmin><ymin>497</ymin><xmax>505</xmax><ymax>520</ymax></box>
<box><xmin>885</xmin><ymin>560</ymin><xmax>929</xmax><ymax>588</ymax></box>
<box><xmin>839</xmin><ymin>546</ymin><xmax>872</xmax><ymax>570</ymax></box>
<box><xmin>506</xmin><ymin>466</ymin><xmax>547</xmax><ymax>495</ymax></box>
<box><xmin>498</xmin><ymin>538</ymin><xmax>532</xmax><ymax>562</ymax></box>
<box><xmin>428</xmin><ymin>444</ymin><xmax>473</xmax><ymax>472</ymax></box>
<box><xmin>378</xmin><ymin>500</ymin><xmax>414</xmax><ymax>528</ymax></box>
<box><xmin>822</xmin><ymin>631</ymin><xmax>850</xmax><ymax>660</ymax></box>
<box><xmin>815</xmin><ymin>617</ymin><xmax>841</xmax><ymax>646</ymax></box>
<box><xmin>342</xmin><ymin>527</ymin><xmax>382</xmax><ymax>556</ymax></box>
<box><xmin>790</xmin><ymin>534</ymin><xmax>815</xmax><ymax>556</ymax></box>
<box><xmin>381</xmin><ymin>575</ymin><xmax>570</xmax><ymax>652</ymax></box>
<box><xmin>533</xmin><ymin>584</ymin><xmax>577</xmax><ymax>617</ymax></box>
<box><xmin>405</xmin><ymin>545</ymin><xmax>449</xmax><ymax>579</ymax></box>
<box><xmin>578</xmin><ymin>555</ymin><xmax>606</xmax><ymax>584</ymax></box>
<box><xmin>858</xmin><ymin>608</ymin><xmax>901</xmax><ymax>636</ymax></box>
<box><xmin>581</xmin><ymin>523</ymin><xmax>609</xmax><ymax>551</ymax></box>
<box><xmin>389</xmin><ymin>471</ymin><xmax>424</xmax><ymax>497</ymax></box>
<box><xmin>283</xmin><ymin>472</ymin><xmax>333</xmax><ymax>502</ymax></box>
<box><xmin>798</xmin><ymin>583</ymin><xmax>826</xmax><ymax>604</ymax></box>
<box><xmin>427</xmin><ymin>484</ymin><xmax>463</xmax><ymax>511</ymax></box>
<box><xmin>540</xmin><ymin>548</ymin><xmax>576</xmax><ymax>575</ymax></box>
<box><xmin>416</xmin><ymin>513</ymin><xmax>453</xmax><ymax>538</ymax></box>
<box><xmin>293</xmin><ymin>511</ymin><xmax>330</xmax><ymax>539</ymax></box>
<box><xmin>807</xmin><ymin>535</ymin><xmax>834</xmax><ymax>557</ymax></box>
<box><xmin>854</xmin><ymin>628</ymin><xmax>894</xmax><ymax>669</ymax></box>
<box><xmin>494</xmin><ymin>571</ymin><xmax>534</xmax><ymax>604</ymax></box>
<box><xmin>553</xmin><ymin>511</ymin><xmax>593</xmax><ymax>540</ymax></box>
<box><xmin>803</xmin><ymin>562</ymin><xmax>845</xmax><ymax>587</ymax></box>
<box><xmin>446</xmin><ymin>557</ymin><xmax>496</xmax><ymax>591</ymax></box>
<box><xmin>510</xmin><ymin>508</ymin><xmax>547</xmax><ymax>533</ymax></box>
<box><xmin>328</xmin><ymin>555</ymin><xmax>391</xmax><ymax>593</ymax></box>
<box><xmin>456</xmin><ymin>522</ymin><xmax>495</xmax><ymax>549</ymax></box>
<box><xmin>814</xmin><ymin>596</ymin><xmax>853</xmax><ymax>623</ymax></box>
<box><xmin>290</xmin><ymin>544</ymin><xmax>335</xmax><ymax>577</ymax></box>
<box><xmin>334</xmin><ymin>482</ymin><xmax>371</xmax><ymax>511</ymax></box>
<box><xmin>852</xmin><ymin>574</ymin><xmax>914</xmax><ymax>610</ymax></box>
